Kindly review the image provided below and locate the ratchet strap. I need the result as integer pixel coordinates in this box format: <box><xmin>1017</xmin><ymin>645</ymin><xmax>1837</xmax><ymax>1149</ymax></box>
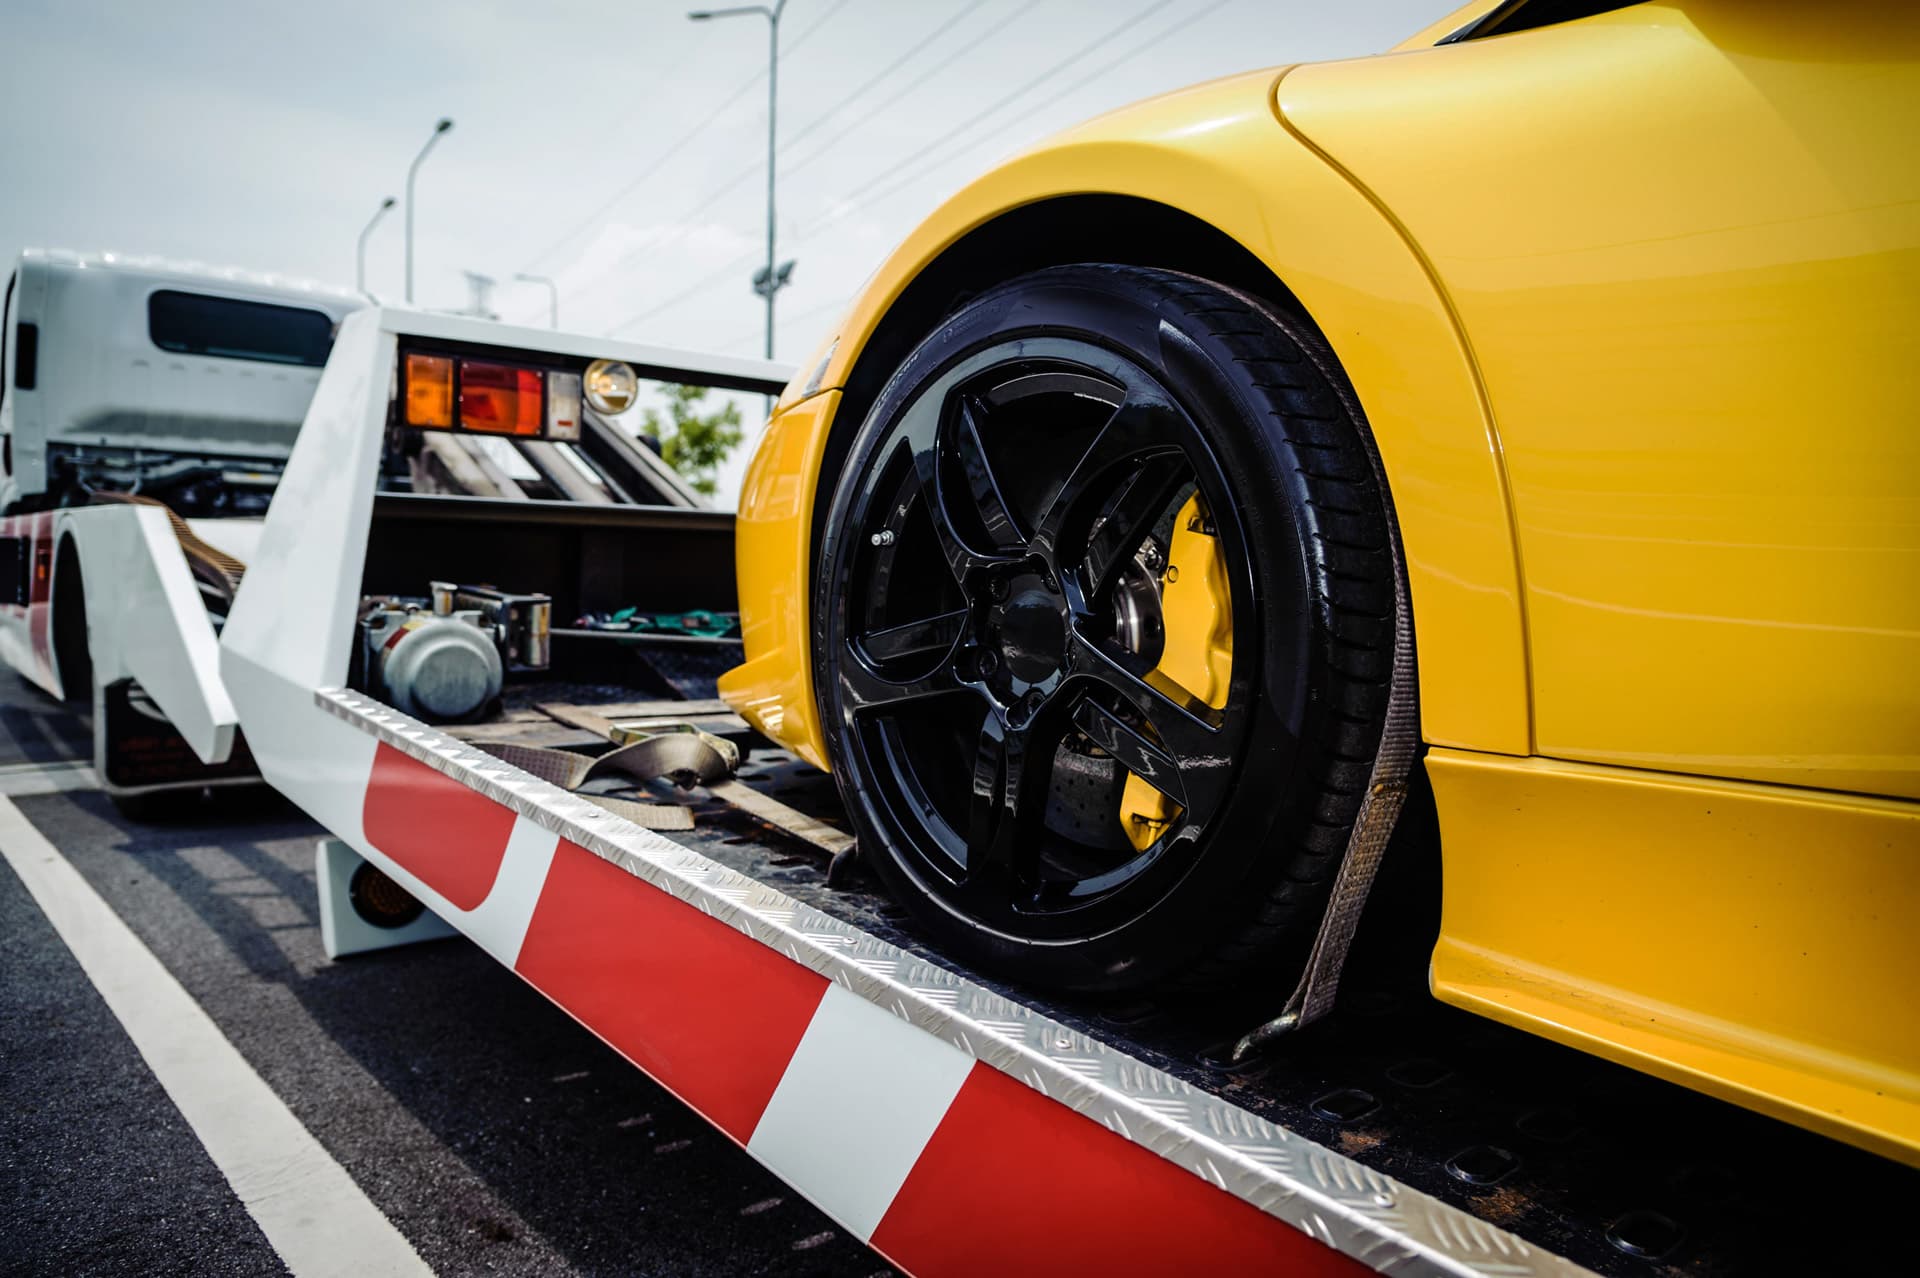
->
<box><xmin>1232</xmin><ymin>309</ymin><xmax>1422</xmax><ymax>1060</ymax></box>
<box><xmin>474</xmin><ymin>725</ymin><xmax>855</xmax><ymax>856</ymax></box>
<box><xmin>472</xmin><ymin>732</ymin><xmax>731</xmax><ymax>831</ymax></box>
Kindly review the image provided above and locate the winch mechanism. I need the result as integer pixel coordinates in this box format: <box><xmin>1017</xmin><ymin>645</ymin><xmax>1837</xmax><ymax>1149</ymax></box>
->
<box><xmin>357</xmin><ymin>581</ymin><xmax>551</xmax><ymax>723</ymax></box>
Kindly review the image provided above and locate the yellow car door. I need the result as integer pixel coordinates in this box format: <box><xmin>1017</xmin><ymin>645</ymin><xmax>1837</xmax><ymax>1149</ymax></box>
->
<box><xmin>1281</xmin><ymin>0</ymin><xmax>1920</xmax><ymax>798</ymax></box>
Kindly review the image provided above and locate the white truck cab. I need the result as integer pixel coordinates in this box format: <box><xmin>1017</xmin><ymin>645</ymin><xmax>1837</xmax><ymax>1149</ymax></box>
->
<box><xmin>0</xmin><ymin>249</ymin><xmax>363</xmax><ymax>516</ymax></box>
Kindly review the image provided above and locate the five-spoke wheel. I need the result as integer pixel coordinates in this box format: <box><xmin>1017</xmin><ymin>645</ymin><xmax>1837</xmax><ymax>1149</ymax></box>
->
<box><xmin>817</xmin><ymin>266</ymin><xmax>1396</xmax><ymax>992</ymax></box>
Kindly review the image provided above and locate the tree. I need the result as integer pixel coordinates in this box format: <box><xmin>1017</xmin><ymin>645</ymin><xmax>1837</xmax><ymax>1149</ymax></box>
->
<box><xmin>640</xmin><ymin>383</ymin><xmax>744</xmax><ymax>498</ymax></box>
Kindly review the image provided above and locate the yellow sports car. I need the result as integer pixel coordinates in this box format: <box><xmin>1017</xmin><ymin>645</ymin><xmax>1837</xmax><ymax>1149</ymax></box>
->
<box><xmin>717</xmin><ymin>0</ymin><xmax>1920</xmax><ymax>1166</ymax></box>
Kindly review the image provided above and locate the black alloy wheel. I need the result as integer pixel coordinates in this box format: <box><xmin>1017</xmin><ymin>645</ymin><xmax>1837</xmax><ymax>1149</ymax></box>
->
<box><xmin>816</xmin><ymin>265</ymin><xmax>1397</xmax><ymax>994</ymax></box>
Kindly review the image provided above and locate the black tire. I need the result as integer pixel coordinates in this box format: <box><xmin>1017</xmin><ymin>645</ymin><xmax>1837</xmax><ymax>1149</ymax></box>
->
<box><xmin>814</xmin><ymin>264</ymin><xmax>1396</xmax><ymax>995</ymax></box>
<box><xmin>51</xmin><ymin>536</ymin><xmax>91</xmax><ymax>706</ymax></box>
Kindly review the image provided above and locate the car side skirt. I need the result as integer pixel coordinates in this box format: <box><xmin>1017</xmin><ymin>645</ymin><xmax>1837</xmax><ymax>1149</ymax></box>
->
<box><xmin>1427</xmin><ymin>747</ymin><xmax>1920</xmax><ymax>1166</ymax></box>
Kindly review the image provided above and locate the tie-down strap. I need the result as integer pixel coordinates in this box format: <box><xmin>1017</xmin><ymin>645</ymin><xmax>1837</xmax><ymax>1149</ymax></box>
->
<box><xmin>474</xmin><ymin>729</ymin><xmax>854</xmax><ymax>857</ymax></box>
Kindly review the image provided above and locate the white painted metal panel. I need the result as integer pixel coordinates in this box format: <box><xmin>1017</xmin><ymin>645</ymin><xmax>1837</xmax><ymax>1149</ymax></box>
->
<box><xmin>58</xmin><ymin>503</ymin><xmax>237</xmax><ymax>763</ymax></box>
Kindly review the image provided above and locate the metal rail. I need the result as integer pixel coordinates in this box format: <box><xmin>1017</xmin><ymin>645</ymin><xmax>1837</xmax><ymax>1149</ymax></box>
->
<box><xmin>318</xmin><ymin>685</ymin><xmax>1587</xmax><ymax>1278</ymax></box>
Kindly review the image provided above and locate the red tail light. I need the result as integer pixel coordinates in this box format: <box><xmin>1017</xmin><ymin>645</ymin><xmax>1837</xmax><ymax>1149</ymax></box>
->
<box><xmin>459</xmin><ymin>361</ymin><xmax>544</xmax><ymax>437</ymax></box>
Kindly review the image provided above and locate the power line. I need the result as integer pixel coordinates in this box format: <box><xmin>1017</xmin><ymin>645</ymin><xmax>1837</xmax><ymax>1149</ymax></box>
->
<box><xmin>1021</xmin><ymin>0</ymin><xmax>1241</xmax><ymax>124</ymax></box>
<box><xmin>716</xmin><ymin>292</ymin><xmax>853</xmax><ymax>351</ymax></box>
<box><xmin>814</xmin><ymin>0</ymin><xmax>1237</xmax><ymax>228</ymax></box>
<box><xmin>556</xmin><ymin>0</ymin><xmax>1008</xmax><ymax>317</ymax></box>
<box><xmin>780</xmin><ymin>0</ymin><xmax>1034</xmax><ymax>180</ymax></box>
<box><xmin>514</xmin><ymin>0</ymin><xmax>859</xmax><ymax>275</ymax></box>
<box><xmin>782</xmin><ymin>0</ymin><xmax>992</xmax><ymax>157</ymax></box>
<box><xmin>603</xmin><ymin>244</ymin><xmax>770</xmax><ymax>337</ymax></box>
<box><xmin>608</xmin><ymin>0</ymin><xmax>1253</xmax><ymax>345</ymax></box>
<box><xmin>606</xmin><ymin>0</ymin><xmax>1180</xmax><ymax>336</ymax></box>
<box><xmin>782</xmin><ymin>0</ymin><xmax>859</xmax><ymax>58</ymax></box>
<box><xmin>825</xmin><ymin>0</ymin><xmax>1176</xmax><ymax>212</ymax></box>
<box><xmin>515</xmin><ymin>78</ymin><xmax>764</xmax><ymax>274</ymax></box>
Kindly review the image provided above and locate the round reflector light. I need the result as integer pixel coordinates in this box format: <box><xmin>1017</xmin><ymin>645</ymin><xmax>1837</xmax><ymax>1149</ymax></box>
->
<box><xmin>349</xmin><ymin>862</ymin><xmax>426</xmax><ymax>930</ymax></box>
<box><xmin>584</xmin><ymin>359</ymin><xmax>639</xmax><ymax>415</ymax></box>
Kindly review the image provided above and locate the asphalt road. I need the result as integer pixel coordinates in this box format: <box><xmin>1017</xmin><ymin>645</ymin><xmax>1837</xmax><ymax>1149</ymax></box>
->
<box><xmin>0</xmin><ymin>671</ymin><xmax>890</xmax><ymax>1277</ymax></box>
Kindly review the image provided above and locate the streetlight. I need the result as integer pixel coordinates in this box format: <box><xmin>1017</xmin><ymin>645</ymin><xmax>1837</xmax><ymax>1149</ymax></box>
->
<box><xmin>404</xmin><ymin>117</ymin><xmax>454</xmax><ymax>305</ymax></box>
<box><xmin>688</xmin><ymin>3</ymin><xmax>790</xmax><ymax>359</ymax></box>
<box><xmin>514</xmin><ymin>272</ymin><xmax>559</xmax><ymax>328</ymax></box>
<box><xmin>356</xmin><ymin>196</ymin><xmax>395</xmax><ymax>301</ymax></box>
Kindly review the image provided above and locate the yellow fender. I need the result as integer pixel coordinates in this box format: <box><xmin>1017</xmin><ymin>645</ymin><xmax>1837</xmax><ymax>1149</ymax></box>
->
<box><xmin>723</xmin><ymin>66</ymin><xmax>1530</xmax><ymax>769</ymax></box>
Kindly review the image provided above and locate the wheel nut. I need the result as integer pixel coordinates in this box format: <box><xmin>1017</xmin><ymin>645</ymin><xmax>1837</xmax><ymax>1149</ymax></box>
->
<box><xmin>870</xmin><ymin>529</ymin><xmax>895</xmax><ymax>547</ymax></box>
<box><xmin>988</xmin><ymin>578</ymin><xmax>1008</xmax><ymax>602</ymax></box>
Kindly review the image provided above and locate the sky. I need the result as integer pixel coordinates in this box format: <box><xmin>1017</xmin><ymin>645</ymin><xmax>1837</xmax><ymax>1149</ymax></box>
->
<box><xmin>1</xmin><ymin>0</ymin><xmax>1440</xmax><ymax>504</ymax></box>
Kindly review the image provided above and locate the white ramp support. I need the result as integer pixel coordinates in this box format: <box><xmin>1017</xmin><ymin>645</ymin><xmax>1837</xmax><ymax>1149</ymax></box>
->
<box><xmin>316</xmin><ymin>837</ymin><xmax>456</xmax><ymax>960</ymax></box>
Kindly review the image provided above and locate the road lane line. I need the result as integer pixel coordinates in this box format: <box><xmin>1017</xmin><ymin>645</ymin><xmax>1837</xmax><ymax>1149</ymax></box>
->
<box><xmin>0</xmin><ymin>759</ymin><xmax>98</xmax><ymax>796</ymax></box>
<box><xmin>0</xmin><ymin>795</ymin><xmax>431</xmax><ymax>1278</ymax></box>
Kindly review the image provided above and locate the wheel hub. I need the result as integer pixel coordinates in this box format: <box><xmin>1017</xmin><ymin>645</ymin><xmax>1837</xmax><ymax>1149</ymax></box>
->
<box><xmin>985</xmin><ymin>571</ymin><xmax>1068</xmax><ymax>687</ymax></box>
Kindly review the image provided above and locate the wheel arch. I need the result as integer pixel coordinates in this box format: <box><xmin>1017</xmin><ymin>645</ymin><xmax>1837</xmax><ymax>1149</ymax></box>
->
<box><xmin>725</xmin><ymin>73</ymin><xmax>1531</xmax><ymax>772</ymax></box>
<box><xmin>831</xmin><ymin>194</ymin><xmax>1314</xmax><ymax>454</ymax></box>
<box><xmin>811</xmin><ymin>191</ymin><xmax>1319</xmax><ymax>616</ymax></box>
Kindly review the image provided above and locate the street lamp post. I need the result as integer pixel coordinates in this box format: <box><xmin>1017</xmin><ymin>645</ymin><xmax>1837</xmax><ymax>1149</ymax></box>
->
<box><xmin>689</xmin><ymin>3</ymin><xmax>789</xmax><ymax>359</ymax></box>
<box><xmin>356</xmin><ymin>196</ymin><xmax>395</xmax><ymax>301</ymax></box>
<box><xmin>404</xmin><ymin>117</ymin><xmax>455</xmax><ymax>305</ymax></box>
<box><xmin>514</xmin><ymin>272</ymin><xmax>560</xmax><ymax>328</ymax></box>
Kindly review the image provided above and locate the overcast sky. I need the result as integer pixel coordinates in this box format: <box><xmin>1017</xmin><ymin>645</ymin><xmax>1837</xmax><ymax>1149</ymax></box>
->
<box><xmin>2</xmin><ymin>0</ymin><xmax>1438</xmax><ymax>502</ymax></box>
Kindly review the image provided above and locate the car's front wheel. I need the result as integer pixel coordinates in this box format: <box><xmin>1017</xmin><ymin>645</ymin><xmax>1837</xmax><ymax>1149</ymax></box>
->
<box><xmin>815</xmin><ymin>264</ymin><xmax>1396</xmax><ymax>994</ymax></box>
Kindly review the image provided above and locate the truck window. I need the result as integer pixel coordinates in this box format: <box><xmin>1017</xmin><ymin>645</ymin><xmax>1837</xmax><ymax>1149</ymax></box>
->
<box><xmin>148</xmin><ymin>289</ymin><xmax>333</xmax><ymax>368</ymax></box>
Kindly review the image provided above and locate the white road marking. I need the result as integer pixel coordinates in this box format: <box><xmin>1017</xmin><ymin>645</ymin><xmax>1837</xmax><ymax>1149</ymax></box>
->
<box><xmin>0</xmin><ymin>796</ymin><xmax>431</xmax><ymax>1278</ymax></box>
<box><xmin>0</xmin><ymin>759</ymin><xmax>98</xmax><ymax>797</ymax></box>
<box><xmin>747</xmin><ymin>981</ymin><xmax>975</xmax><ymax>1242</ymax></box>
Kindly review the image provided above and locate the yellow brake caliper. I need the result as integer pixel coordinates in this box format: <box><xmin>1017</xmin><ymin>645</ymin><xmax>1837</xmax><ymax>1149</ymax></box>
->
<box><xmin>1120</xmin><ymin>494</ymin><xmax>1232</xmax><ymax>852</ymax></box>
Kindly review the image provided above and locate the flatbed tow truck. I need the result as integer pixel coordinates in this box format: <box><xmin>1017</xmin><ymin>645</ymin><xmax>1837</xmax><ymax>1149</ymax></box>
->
<box><xmin>5</xmin><ymin>300</ymin><xmax>1913</xmax><ymax>1276</ymax></box>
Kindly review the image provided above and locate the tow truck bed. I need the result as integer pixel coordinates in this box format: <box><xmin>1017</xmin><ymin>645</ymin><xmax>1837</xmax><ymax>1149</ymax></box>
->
<box><xmin>313</xmin><ymin>679</ymin><xmax>1915</xmax><ymax>1278</ymax></box>
<box><xmin>6</xmin><ymin>657</ymin><xmax>1912</xmax><ymax>1275</ymax></box>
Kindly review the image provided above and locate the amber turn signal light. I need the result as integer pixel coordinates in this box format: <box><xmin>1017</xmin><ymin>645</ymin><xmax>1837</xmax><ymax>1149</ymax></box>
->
<box><xmin>404</xmin><ymin>353</ymin><xmax>454</xmax><ymax>427</ymax></box>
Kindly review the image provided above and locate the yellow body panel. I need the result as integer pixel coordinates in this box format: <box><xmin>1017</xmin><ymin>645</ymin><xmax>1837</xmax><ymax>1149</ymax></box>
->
<box><xmin>1282</xmin><ymin>2</ymin><xmax>1920</xmax><ymax>798</ymax></box>
<box><xmin>1428</xmin><ymin>748</ymin><xmax>1920</xmax><ymax>1165</ymax></box>
<box><xmin>721</xmin><ymin>2</ymin><xmax>1920</xmax><ymax>1162</ymax></box>
<box><xmin>1389</xmin><ymin>0</ymin><xmax>1501</xmax><ymax>53</ymax></box>
<box><xmin>717</xmin><ymin>389</ymin><xmax>841</xmax><ymax>770</ymax></box>
<box><xmin>726</xmin><ymin>68</ymin><xmax>1531</xmax><ymax>770</ymax></box>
